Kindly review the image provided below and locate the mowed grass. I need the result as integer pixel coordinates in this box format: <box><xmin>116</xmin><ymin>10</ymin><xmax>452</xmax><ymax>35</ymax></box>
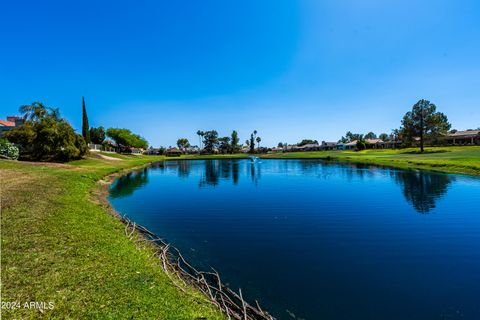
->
<box><xmin>259</xmin><ymin>146</ymin><xmax>480</xmax><ymax>175</ymax></box>
<box><xmin>0</xmin><ymin>153</ymin><xmax>225</xmax><ymax>319</ymax></box>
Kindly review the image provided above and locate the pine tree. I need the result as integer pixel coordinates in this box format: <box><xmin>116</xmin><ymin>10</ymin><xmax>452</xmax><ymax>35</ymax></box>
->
<box><xmin>82</xmin><ymin>96</ymin><xmax>90</xmax><ymax>143</ymax></box>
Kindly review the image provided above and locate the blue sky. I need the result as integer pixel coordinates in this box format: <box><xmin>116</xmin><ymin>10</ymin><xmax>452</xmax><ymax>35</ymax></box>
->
<box><xmin>1</xmin><ymin>0</ymin><xmax>479</xmax><ymax>147</ymax></box>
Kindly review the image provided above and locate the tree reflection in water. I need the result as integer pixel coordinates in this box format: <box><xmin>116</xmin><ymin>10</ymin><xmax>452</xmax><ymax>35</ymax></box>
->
<box><xmin>302</xmin><ymin>160</ymin><xmax>454</xmax><ymax>214</ymax></box>
<box><xmin>109</xmin><ymin>167</ymin><xmax>149</xmax><ymax>198</ymax></box>
<box><xmin>111</xmin><ymin>159</ymin><xmax>453</xmax><ymax>214</ymax></box>
<box><xmin>392</xmin><ymin>170</ymin><xmax>454</xmax><ymax>213</ymax></box>
<box><xmin>199</xmin><ymin>160</ymin><xmax>251</xmax><ymax>187</ymax></box>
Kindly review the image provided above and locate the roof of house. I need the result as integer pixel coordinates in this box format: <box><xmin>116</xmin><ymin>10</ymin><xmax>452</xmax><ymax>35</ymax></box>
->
<box><xmin>448</xmin><ymin>130</ymin><xmax>480</xmax><ymax>137</ymax></box>
<box><xmin>0</xmin><ymin>120</ymin><xmax>15</xmax><ymax>127</ymax></box>
<box><xmin>322</xmin><ymin>141</ymin><xmax>337</xmax><ymax>146</ymax></box>
<box><xmin>365</xmin><ymin>138</ymin><xmax>384</xmax><ymax>144</ymax></box>
<box><xmin>345</xmin><ymin>140</ymin><xmax>358</xmax><ymax>146</ymax></box>
<box><xmin>299</xmin><ymin>143</ymin><xmax>320</xmax><ymax>148</ymax></box>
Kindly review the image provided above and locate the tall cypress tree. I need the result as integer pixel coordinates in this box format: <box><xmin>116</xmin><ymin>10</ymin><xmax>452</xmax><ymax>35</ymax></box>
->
<box><xmin>82</xmin><ymin>96</ymin><xmax>90</xmax><ymax>143</ymax></box>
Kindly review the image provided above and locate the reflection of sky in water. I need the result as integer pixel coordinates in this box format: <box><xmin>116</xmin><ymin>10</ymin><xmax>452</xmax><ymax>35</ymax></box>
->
<box><xmin>109</xmin><ymin>160</ymin><xmax>480</xmax><ymax>320</ymax></box>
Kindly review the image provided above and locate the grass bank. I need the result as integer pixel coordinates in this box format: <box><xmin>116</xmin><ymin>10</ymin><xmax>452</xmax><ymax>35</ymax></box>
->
<box><xmin>180</xmin><ymin>146</ymin><xmax>480</xmax><ymax>175</ymax></box>
<box><xmin>0</xmin><ymin>153</ymin><xmax>224</xmax><ymax>319</ymax></box>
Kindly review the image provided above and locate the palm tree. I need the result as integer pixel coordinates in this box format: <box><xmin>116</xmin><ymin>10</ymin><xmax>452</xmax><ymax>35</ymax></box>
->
<box><xmin>48</xmin><ymin>107</ymin><xmax>62</xmax><ymax>120</ymax></box>
<box><xmin>20</xmin><ymin>102</ymin><xmax>48</xmax><ymax>121</ymax></box>
<box><xmin>256</xmin><ymin>136</ymin><xmax>261</xmax><ymax>148</ymax></box>
<box><xmin>197</xmin><ymin>130</ymin><xmax>204</xmax><ymax>150</ymax></box>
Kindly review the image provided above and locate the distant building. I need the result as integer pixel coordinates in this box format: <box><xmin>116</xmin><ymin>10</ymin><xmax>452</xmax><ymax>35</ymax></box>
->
<box><xmin>165</xmin><ymin>148</ymin><xmax>183</xmax><ymax>157</ymax></box>
<box><xmin>445</xmin><ymin>130</ymin><xmax>480</xmax><ymax>145</ymax></box>
<box><xmin>291</xmin><ymin>143</ymin><xmax>321</xmax><ymax>152</ymax></box>
<box><xmin>321</xmin><ymin>141</ymin><xmax>336</xmax><ymax>150</ymax></box>
<box><xmin>336</xmin><ymin>141</ymin><xmax>357</xmax><ymax>150</ymax></box>
<box><xmin>364</xmin><ymin>138</ymin><xmax>384</xmax><ymax>149</ymax></box>
<box><xmin>0</xmin><ymin>116</ymin><xmax>23</xmax><ymax>136</ymax></box>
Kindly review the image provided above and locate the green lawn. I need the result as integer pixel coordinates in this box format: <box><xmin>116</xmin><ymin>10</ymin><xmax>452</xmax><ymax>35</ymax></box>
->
<box><xmin>0</xmin><ymin>153</ymin><xmax>225</xmax><ymax>319</ymax></box>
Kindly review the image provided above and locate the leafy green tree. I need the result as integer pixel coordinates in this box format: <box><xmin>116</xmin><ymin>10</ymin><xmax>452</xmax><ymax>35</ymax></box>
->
<box><xmin>89</xmin><ymin>126</ymin><xmax>106</xmax><ymax>144</ymax></box>
<box><xmin>82</xmin><ymin>97</ymin><xmax>90</xmax><ymax>143</ymax></box>
<box><xmin>6</xmin><ymin>106</ymin><xmax>87</xmax><ymax>161</ymax></box>
<box><xmin>379</xmin><ymin>133</ymin><xmax>389</xmax><ymax>141</ymax></box>
<box><xmin>298</xmin><ymin>139</ymin><xmax>318</xmax><ymax>146</ymax></box>
<box><xmin>218</xmin><ymin>136</ymin><xmax>231</xmax><ymax>154</ymax></box>
<box><xmin>342</xmin><ymin>131</ymin><xmax>363</xmax><ymax>142</ymax></box>
<box><xmin>106</xmin><ymin>128</ymin><xmax>148</xmax><ymax>149</ymax></box>
<box><xmin>202</xmin><ymin>130</ymin><xmax>219</xmax><ymax>153</ymax></box>
<box><xmin>356</xmin><ymin>140</ymin><xmax>366</xmax><ymax>150</ymax></box>
<box><xmin>176</xmin><ymin>138</ymin><xmax>190</xmax><ymax>150</ymax></box>
<box><xmin>399</xmin><ymin>99</ymin><xmax>451</xmax><ymax>152</ymax></box>
<box><xmin>277</xmin><ymin>142</ymin><xmax>284</xmax><ymax>148</ymax></box>
<box><xmin>391</xmin><ymin>129</ymin><xmax>400</xmax><ymax>141</ymax></box>
<box><xmin>365</xmin><ymin>132</ymin><xmax>377</xmax><ymax>139</ymax></box>
<box><xmin>230</xmin><ymin>130</ymin><xmax>240</xmax><ymax>153</ymax></box>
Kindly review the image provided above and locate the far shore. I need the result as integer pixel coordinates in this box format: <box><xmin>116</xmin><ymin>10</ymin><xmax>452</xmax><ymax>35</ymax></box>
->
<box><xmin>168</xmin><ymin>146</ymin><xmax>480</xmax><ymax>176</ymax></box>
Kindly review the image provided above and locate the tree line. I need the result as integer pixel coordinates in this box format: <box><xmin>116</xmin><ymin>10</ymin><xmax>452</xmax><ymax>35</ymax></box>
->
<box><xmin>3</xmin><ymin>99</ymin><xmax>148</xmax><ymax>161</ymax></box>
<box><xmin>175</xmin><ymin>130</ymin><xmax>262</xmax><ymax>154</ymax></box>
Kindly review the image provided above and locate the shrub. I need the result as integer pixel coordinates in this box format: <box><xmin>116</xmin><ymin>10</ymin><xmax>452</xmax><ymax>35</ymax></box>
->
<box><xmin>0</xmin><ymin>139</ymin><xmax>20</xmax><ymax>160</ymax></box>
<box><xmin>356</xmin><ymin>140</ymin><xmax>366</xmax><ymax>151</ymax></box>
<box><xmin>5</xmin><ymin>118</ymin><xmax>88</xmax><ymax>162</ymax></box>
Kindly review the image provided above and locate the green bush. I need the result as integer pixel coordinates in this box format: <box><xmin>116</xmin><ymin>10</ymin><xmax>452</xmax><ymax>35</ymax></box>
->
<box><xmin>0</xmin><ymin>139</ymin><xmax>20</xmax><ymax>160</ymax></box>
<box><xmin>356</xmin><ymin>140</ymin><xmax>366</xmax><ymax>151</ymax></box>
<box><xmin>5</xmin><ymin>118</ymin><xmax>87</xmax><ymax>162</ymax></box>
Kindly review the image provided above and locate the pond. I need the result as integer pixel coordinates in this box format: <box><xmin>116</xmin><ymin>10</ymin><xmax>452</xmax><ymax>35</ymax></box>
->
<box><xmin>108</xmin><ymin>159</ymin><xmax>480</xmax><ymax>320</ymax></box>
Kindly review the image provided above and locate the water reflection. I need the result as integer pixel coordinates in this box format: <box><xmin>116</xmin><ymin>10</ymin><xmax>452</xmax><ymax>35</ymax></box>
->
<box><xmin>200</xmin><ymin>160</ymin><xmax>220</xmax><ymax>187</ymax></box>
<box><xmin>392</xmin><ymin>170</ymin><xmax>454</xmax><ymax>213</ymax></box>
<box><xmin>110</xmin><ymin>159</ymin><xmax>454</xmax><ymax>213</ymax></box>
<box><xmin>109</xmin><ymin>168</ymin><xmax>149</xmax><ymax>198</ymax></box>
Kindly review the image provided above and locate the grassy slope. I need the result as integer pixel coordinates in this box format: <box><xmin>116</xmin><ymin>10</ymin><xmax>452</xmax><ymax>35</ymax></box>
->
<box><xmin>179</xmin><ymin>146</ymin><xmax>480</xmax><ymax>175</ymax></box>
<box><xmin>0</xmin><ymin>154</ymin><xmax>224</xmax><ymax>319</ymax></box>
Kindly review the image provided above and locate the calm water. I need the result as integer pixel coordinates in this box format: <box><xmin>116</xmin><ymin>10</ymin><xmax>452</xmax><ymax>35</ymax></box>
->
<box><xmin>109</xmin><ymin>159</ymin><xmax>480</xmax><ymax>320</ymax></box>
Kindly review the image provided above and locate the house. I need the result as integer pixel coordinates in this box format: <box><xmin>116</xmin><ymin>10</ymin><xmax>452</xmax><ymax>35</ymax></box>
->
<box><xmin>365</xmin><ymin>138</ymin><xmax>384</xmax><ymax>149</ymax></box>
<box><xmin>444</xmin><ymin>130</ymin><xmax>480</xmax><ymax>145</ymax></box>
<box><xmin>144</xmin><ymin>147</ymin><xmax>160</xmax><ymax>155</ymax></box>
<box><xmin>241</xmin><ymin>146</ymin><xmax>250</xmax><ymax>153</ymax></box>
<box><xmin>0</xmin><ymin>116</ymin><xmax>23</xmax><ymax>136</ymax></box>
<box><xmin>130</xmin><ymin>148</ymin><xmax>144</xmax><ymax>155</ymax></box>
<box><xmin>321</xmin><ymin>141</ymin><xmax>336</xmax><ymax>151</ymax></box>
<box><xmin>165</xmin><ymin>148</ymin><xmax>183</xmax><ymax>157</ymax></box>
<box><xmin>294</xmin><ymin>143</ymin><xmax>322</xmax><ymax>152</ymax></box>
<box><xmin>336</xmin><ymin>140</ymin><xmax>357</xmax><ymax>150</ymax></box>
<box><xmin>183</xmin><ymin>146</ymin><xmax>200</xmax><ymax>154</ymax></box>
